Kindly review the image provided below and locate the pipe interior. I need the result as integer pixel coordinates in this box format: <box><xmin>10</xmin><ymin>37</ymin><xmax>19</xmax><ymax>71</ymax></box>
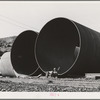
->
<box><xmin>36</xmin><ymin>18</ymin><xmax>80</xmax><ymax>74</ymax></box>
<box><xmin>11</xmin><ymin>30</ymin><xmax>38</xmax><ymax>75</ymax></box>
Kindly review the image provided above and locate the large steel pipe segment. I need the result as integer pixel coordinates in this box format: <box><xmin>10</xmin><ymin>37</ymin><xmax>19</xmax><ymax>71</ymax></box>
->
<box><xmin>36</xmin><ymin>17</ymin><xmax>100</xmax><ymax>76</ymax></box>
<box><xmin>11</xmin><ymin>30</ymin><xmax>39</xmax><ymax>76</ymax></box>
<box><xmin>0</xmin><ymin>52</ymin><xmax>18</xmax><ymax>77</ymax></box>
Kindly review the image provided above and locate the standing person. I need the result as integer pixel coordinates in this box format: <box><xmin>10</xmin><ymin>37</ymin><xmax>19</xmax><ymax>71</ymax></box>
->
<box><xmin>52</xmin><ymin>68</ymin><xmax>57</xmax><ymax>78</ymax></box>
<box><xmin>52</xmin><ymin>67</ymin><xmax>60</xmax><ymax>78</ymax></box>
<box><xmin>46</xmin><ymin>67</ymin><xmax>60</xmax><ymax>78</ymax></box>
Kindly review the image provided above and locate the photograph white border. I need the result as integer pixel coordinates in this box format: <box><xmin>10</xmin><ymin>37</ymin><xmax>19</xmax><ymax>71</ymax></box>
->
<box><xmin>0</xmin><ymin>1</ymin><xmax>100</xmax><ymax>99</ymax></box>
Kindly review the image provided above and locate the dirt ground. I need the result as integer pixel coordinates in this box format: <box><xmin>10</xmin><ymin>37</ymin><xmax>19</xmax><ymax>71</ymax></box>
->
<box><xmin>0</xmin><ymin>76</ymin><xmax>100</xmax><ymax>92</ymax></box>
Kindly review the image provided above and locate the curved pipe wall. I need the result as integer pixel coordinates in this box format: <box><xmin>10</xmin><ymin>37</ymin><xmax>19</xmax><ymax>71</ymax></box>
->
<box><xmin>35</xmin><ymin>17</ymin><xmax>100</xmax><ymax>76</ymax></box>
<box><xmin>0</xmin><ymin>52</ymin><xmax>18</xmax><ymax>77</ymax></box>
<box><xmin>0</xmin><ymin>30</ymin><xmax>39</xmax><ymax>77</ymax></box>
<box><xmin>11</xmin><ymin>30</ymin><xmax>38</xmax><ymax>75</ymax></box>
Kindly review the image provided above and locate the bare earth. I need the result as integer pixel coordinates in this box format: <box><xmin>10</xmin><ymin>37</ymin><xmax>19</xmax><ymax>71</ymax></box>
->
<box><xmin>0</xmin><ymin>76</ymin><xmax>100</xmax><ymax>92</ymax></box>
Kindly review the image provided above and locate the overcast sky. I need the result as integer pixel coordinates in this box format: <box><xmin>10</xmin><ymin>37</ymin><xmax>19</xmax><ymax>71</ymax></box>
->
<box><xmin>0</xmin><ymin>1</ymin><xmax>100</xmax><ymax>38</ymax></box>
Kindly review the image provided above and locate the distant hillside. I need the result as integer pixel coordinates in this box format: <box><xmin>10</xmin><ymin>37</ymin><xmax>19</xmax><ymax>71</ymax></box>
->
<box><xmin>0</xmin><ymin>36</ymin><xmax>17</xmax><ymax>56</ymax></box>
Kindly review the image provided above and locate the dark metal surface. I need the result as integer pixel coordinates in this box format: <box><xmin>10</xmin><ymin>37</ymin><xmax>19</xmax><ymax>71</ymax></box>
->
<box><xmin>35</xmin><ymin>17</ymin><xmax>100</xmax><ymax>77</ymax></box>
<box><xmin>11</xmin><ymin>30</ymin><xmax>39</xmax><ymax>75</ymax></box>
